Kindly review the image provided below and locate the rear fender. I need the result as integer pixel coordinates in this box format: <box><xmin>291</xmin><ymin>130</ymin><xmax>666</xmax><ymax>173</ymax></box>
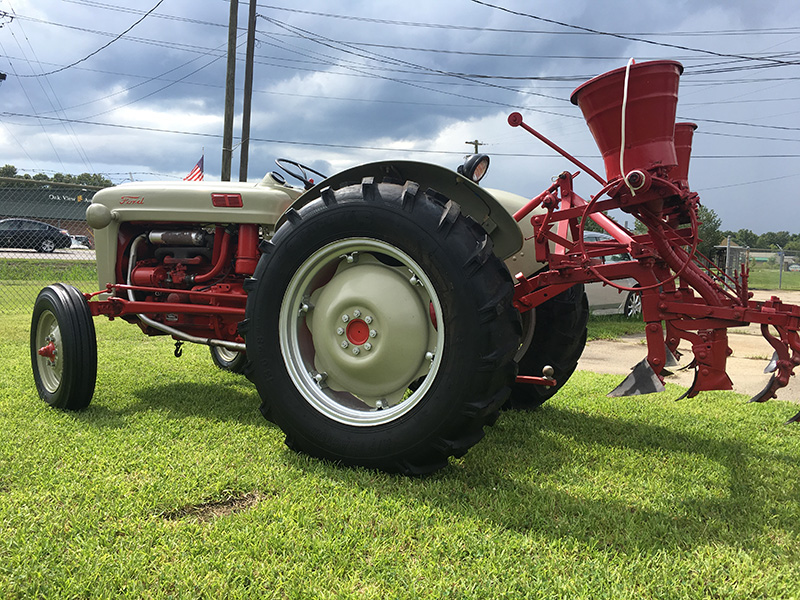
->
<box><xmin>279</xmin><ymin>160</ymin><xmax>523</xmax><ymax>260</ymax></box>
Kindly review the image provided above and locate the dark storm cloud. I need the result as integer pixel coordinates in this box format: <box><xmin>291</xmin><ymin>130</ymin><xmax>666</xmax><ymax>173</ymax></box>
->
<box><xmin>2</xmin><ymin>0</ymin><xmax>800</xmax><ymax>232</ymax></box>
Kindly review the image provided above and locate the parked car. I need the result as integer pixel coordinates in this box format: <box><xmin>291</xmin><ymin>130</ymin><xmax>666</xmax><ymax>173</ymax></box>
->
<box><xmin>0</xmin><ymin>218</ymin><xmax>71</xmax><ymax>253</ymax></box>
<box><xmin>583</xmin><ymin>231</ymin><xmax>642</xmax><ymax>317</ymax></box>
<box><xmin>70</xmin><ymin>235</ymin><xmax>94</xmax><ymax>249</ymax></box>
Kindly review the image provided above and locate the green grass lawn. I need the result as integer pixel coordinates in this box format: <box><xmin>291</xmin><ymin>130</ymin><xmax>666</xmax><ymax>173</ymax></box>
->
<box><xmin>587</xmin><ymin>313</ymin><xmax>646</xmax><ymax>340</ymax></box>
<box><xmin>3</xmin><ymin>310</ymin><xmax>800</xmax><ymax>598</ymax></box>
<box><xmin>746</xmin><ymin>268</ymin><xmax>800</xmax><ymax>291</ymax></box>
<box><xmin>0</xmin><ymin>258</ymin><xmax>98</xmax><ymax>315</ymax></box>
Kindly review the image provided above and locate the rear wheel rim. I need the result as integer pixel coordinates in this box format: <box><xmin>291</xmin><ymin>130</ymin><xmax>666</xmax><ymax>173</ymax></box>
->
<box><xmin>279</xmin><ymin>238</ymin><xmax>444</xmax><ymax>426</ymax></box>
<box><xmin>35</xmin><ymin>309</ymin><xmax>63</xmax><ymax>393</ymax></box>
<box><xmin>214</xmin><ymin>347</ymin><xmax>241</xmax><ymax>363</ymax></box>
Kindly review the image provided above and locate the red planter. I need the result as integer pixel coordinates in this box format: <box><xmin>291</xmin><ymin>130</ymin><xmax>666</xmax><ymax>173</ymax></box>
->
<box><xmin>570</xmin><ymin>60</ymin><xmax>683</xmax><ymax>181</ymax></box>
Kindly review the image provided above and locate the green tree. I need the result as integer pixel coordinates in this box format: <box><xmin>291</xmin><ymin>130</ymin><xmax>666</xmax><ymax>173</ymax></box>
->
<box><xmin>695</xmin><ymin>204</ymin><xmax>723</xmax><ymax>258</ymax></box>
<box><xmin>0</xmin><ymin>164</ymin><xmax>18</xmax><ymax>177</ymax></box>
<box><xmin>785</xmin><ymin>239</ymin><xmax>800</xmax><ymax>252</ymax></box>
<box><xmin>727</xmin><ymin>228</ymin><xmax>758</xmax><ymax>248</ymax></box>
<box><xmin>756</xmin><ymin>231</ymin><xmax>790</xmax><ymax>249</ymax></box>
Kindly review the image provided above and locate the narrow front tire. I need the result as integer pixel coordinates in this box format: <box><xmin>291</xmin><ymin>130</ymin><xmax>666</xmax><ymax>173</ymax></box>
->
<box><xmin>30</xmin><ymin>284</ymin><xmax>97</xmax><ymax>410</ymax></box>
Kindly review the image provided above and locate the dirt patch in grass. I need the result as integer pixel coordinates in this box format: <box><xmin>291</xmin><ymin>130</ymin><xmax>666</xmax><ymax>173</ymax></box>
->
<box><xmin>162</xmin><ymin>490</ymin><xmax>263</xmax><ymax>522</ymax></box>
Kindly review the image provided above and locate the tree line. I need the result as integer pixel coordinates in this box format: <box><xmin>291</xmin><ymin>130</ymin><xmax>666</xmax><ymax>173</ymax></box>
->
<box><xmin>0</xmin><ymin>164</ymin><xmax>112</xmax><ymax>188</ymax></box>
<box><xmin>719</xmin><ymin>228</ymin><xmax>800</xmax><ymax>251</ymax></box>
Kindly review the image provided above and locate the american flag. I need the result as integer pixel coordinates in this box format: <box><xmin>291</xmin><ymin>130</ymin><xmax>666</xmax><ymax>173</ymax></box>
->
<box><xmin>183</xmin><ymin>156</ymin><xmax>204</xmax><ymax>181</ymax></box>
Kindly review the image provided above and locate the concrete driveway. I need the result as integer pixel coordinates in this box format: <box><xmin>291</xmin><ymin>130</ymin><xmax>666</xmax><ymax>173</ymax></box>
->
<box><xmin>579</xmin><ymin>289</ymin><xmax>800</xmax><ymax>404</ymax></box>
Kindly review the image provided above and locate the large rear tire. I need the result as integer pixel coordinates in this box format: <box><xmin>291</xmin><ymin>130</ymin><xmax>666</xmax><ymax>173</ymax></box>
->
<box><xmin>506</xmin><ymin>284</ymin><xmax>588</xmax><ymax>410</ymax></box>
<box><xmin>243</xmin><ymin>179</ymin><xmax>521</xmax><ymax>474</ymax></box>
<box><xmin>30</xmin><ymin>283</ymin><xmax>97</xmax><ymax>410</ymax></box>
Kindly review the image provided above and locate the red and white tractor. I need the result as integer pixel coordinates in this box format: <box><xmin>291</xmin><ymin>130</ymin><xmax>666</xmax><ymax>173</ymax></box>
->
<box><xmin>31</xmin><ymin>60</ymin><xmax>800</xmax><ymax>474</ymax></box>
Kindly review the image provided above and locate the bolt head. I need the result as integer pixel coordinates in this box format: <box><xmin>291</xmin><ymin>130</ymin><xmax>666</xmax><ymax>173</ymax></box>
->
<box><xmin>336</xmin><ymin>327</ymin><xmax>345</xmax><ymax>336</ymax></box>
<box><xmin>341</xmin><ymin>314</ymin><xmax>350</xmax><ymax>323</ymax></box>
<box><xmin>364</xmin><ymin>343</ymin><xmax>372</xmax><ymax>351</ymax></box>
<box><xmin>369</xmin><ymin>329</ymin><xmax>377</xmax><ymax>338</ymax></box>
<box><xmin>353</xmin><ymin>309</ymin><xmax>361</xmax><ymax>318</ymax></box>
<box><xmin>341</xmin><ymin>341</ymin><xmax>349</xmax><ymax>349</ymax></box>
<box><xmin>352</xmin><ymin>347</ymin><xmax>360</xmax><ymax>355</ymax></box>
<box><xmin>365</xmin><ymin>315</ymin><xmax>373</xmax><ymax>324</ymax></box>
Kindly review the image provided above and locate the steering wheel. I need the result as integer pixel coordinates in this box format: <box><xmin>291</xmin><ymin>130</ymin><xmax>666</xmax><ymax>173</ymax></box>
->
<box><xmin>275</xmin><ymin>158</ymin><xmax>327</xmax><ymax>190</ymax></box>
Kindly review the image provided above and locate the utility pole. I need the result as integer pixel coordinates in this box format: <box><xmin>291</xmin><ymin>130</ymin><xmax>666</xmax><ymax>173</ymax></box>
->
<box><xmin>221</xmin><ymin>0</ymin><xmax>238</xmax><ymax>182</ymax></box>
<box><xmin>465</xmin><ymin>139</ymin><xmax>485</xmax><ymax>154</ymax></box>
<box><xmin>239</xmin><ymin>0</ymin><xmax>257</xmax><ymax>182</ymax></box>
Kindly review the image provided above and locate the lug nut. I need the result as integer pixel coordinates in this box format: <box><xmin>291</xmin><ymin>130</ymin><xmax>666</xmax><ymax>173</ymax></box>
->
<box><xmin>365</xmin><ymin>316</ymin><xmax>373</xmax><ymax>324</ymax></box>
<box><xmin>353</xmin><ymin>309</ymin><xmax>361</xmax><ymax>318</ymax></box>
<box><xmin>364</xmin><ymin>343</ymin><xmax>372</xmax><ymax>351</ymax></box>
<box><xmin>336</xmin><ymin>327</ymin><xmax>344</xmax><ymax>336</ymax></box>
<box><xmin>341</xmin><ymin>341</ymin><xmax>349</xmax><ymax>349</ymax></box>
<box><xmin>369</xmin><ymin>329</ymin><xmax>377</xmax><ymax>338</ymax></box>
<box><xmin>341</xmin><ymin>314</ymin><xmax>350</xmax><ymax>323</ymax></box>
<box><xmin>352</xmin><ymin>347</ymin><xmax>360</xmax><ymax>355</ymax></box>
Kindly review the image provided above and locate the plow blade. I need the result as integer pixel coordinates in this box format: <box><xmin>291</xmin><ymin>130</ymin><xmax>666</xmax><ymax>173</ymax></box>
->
<box><xmin>665</xmin><ymin>347</ymin><xmax>679</xmax><ymax>368</ymax></box>
<box><xmin>750</xmin><ymin>374</ymin><xmax>779</xmax><ymax>404</ymax></box>
<box><xmin>607</xmin><ymin>358</ymin><xmax>665</xmax><ymax>397</ymax></box>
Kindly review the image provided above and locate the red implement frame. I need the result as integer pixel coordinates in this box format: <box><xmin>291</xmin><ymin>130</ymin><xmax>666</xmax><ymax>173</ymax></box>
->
<box><xmin>508</xmin><ymin>108</ymin><xmax>800</xmax><ymax>419</ymax></box>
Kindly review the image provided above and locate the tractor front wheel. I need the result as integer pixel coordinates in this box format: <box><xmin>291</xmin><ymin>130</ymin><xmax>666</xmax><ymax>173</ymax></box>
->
<box><xmin>243</xmin><ymin>179</ymin><xmax>520</xmax><ymax>474</ymax></box>
<box><xmin>30</xmin><ymin>283</ymin><xmax>97</xmax><ymax>410</ymax></box>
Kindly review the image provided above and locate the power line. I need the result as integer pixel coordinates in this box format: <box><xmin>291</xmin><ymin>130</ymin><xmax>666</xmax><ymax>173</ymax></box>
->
<box><xmin>469</xmin><ymin>0</ymin><xmax>800</xmax><ymax>67</ymax></box>
<box><xmin>5</xmin><ymin>110</ymin><xmax>800</xmax><ymax>159</ymax></box>
<box><xmin>5</xmin><ymin>2</ymin><xmax>94</xmax><ymax>169</ymax></box>
<box><xmin>14</xmin><ymin>0</ymin><xmax>165</xmax><ymax>77</ymax></box>
<box><xmin>256</xmin><ymin>4</ymin><xmax>800</xmax><ymax>38</ymax></box>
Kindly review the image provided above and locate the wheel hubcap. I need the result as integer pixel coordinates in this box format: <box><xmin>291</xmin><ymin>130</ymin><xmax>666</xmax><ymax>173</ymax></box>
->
<box><xmin>280</xmin><ymin>238</ymin><xmax>444</xmax><ymax>426</ymax></box>
<box><xmin>35</xmin><ymin>310</ymin><xmax>62</xmax><ymax>393</ymax></box>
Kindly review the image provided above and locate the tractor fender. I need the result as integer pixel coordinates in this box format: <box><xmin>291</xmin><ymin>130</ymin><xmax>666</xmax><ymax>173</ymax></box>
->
<box><xmin>483</xmin><ymin>187</ymin><xmax>549</xmax><ymax>280</ymax></box>
<box><xmin>278</xmin><ymin>160</ymin><xmax>524</xmax><ymax>260</ymax></box>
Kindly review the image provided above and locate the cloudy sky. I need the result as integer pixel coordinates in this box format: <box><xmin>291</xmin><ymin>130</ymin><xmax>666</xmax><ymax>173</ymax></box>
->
<box><xmin>2</xmin><ymin>0</ymin><xmax>800</xmax><ymax>234</ymax></box>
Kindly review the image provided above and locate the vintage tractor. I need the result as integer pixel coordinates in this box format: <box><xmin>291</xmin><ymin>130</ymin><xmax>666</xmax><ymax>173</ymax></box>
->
<box><xmin>31</xmin><ymin>60</ymin><xmax>800</xmax><ymax>475</ymax></box>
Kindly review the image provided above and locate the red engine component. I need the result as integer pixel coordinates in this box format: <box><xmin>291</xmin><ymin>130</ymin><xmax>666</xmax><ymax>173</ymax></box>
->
<box><xmin>88</xmin><ymin>224</ymin><xmax>255</xmax><ymax>349</ymax></box>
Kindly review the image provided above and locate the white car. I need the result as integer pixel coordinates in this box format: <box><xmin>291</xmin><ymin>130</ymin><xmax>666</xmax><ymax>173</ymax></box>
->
<box><xmin>583</xmin><ymin>231</ymin><xmax>642</xmax><ymax>317</ymax></box>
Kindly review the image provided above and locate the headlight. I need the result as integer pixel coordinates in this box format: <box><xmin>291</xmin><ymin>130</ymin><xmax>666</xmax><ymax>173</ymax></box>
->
<box><xmin>457</xmin><ymin>154</ymin><xmax>490</xmax><ymax>184</ymax></box>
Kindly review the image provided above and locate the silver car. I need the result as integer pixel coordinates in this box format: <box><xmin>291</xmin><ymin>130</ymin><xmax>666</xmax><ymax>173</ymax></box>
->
<box><xmin>583</xmin><ymin>231</ymin><xmax>642</xmax><ymax>317</ymax></box>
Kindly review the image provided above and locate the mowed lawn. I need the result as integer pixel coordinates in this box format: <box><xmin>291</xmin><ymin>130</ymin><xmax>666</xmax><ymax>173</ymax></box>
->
<box><xmin>1</xmin><ymin>307</ymin><xmax>799</xmax><ymax>598</ymax></box>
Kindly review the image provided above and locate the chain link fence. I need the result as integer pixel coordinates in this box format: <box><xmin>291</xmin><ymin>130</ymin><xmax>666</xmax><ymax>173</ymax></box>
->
<box><xmin>712</xmin><ymin>243</ymin><xmax>800</xmax><ymax>291</ymax></box>
<box><xmin>1</xmin><ymin>180</ymin><xmax>102</xmax><ymax>315</ymax></box>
